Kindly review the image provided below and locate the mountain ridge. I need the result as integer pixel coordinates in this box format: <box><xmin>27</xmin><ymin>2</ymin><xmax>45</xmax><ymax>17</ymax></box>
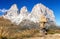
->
<box><xmin>2</xmin><ymin>3</ymin><xmax>55</xmax><ymax>25</ymax></box>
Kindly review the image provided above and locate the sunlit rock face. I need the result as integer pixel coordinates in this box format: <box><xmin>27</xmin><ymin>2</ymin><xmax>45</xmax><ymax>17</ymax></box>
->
<box><xmin>12</xmin><ymin>6</ymin><xmax>29</xmax><ymax>25</ymax></box>
<box><xmin>3</xmin><ymin>4</ymin><xmax>19</xmax><ymax>21</ymax></box>
<box><xmin>20</xmin><ymin>6</ymin><xmax>29</xmax><ymax>19</ymax></box>
<box><xmin>30</xmin><ymin>3</ymin><xmax>55</xmax><ymax>23</ymax></box>
<box><xmin>3</xmin><ymin>3</ymin><xmax>55</xmax><ymax>26</ymax></box>
<box><xmin>29</xmin><ymin>3</ymin><xmax>47</xmax><ymax>23</ymax></box>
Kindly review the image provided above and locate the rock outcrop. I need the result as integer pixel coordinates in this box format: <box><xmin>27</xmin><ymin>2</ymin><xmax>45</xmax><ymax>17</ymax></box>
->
<box><xmin>2</xmin><ymin>3</ymin><xmax>55</xmax><ymax>26</ymax></box>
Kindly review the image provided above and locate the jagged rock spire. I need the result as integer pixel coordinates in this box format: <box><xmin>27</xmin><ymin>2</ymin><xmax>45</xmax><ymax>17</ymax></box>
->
<box><xmin>2</xmin><ymin>3</ymin><xmax>55</xmax><ymax>25</ymax></box>
<box><xmin>9</xmin><ymin>4</ymin><xmax>18</xmax><ymax>11</ymax></box>
<box><xmin>3</xmin><ymin>4</ymin><xmax>18</xmax><ymax>20</ymax></box>
<box><xmin>30</xmin><ymin>3</ymin><xmax>55</xmax><ymax>23</ymax></box>
<box><xmin>20</xmin><ymin>6</ymin><xmax>28</xmax><ymax>14</ymax></box>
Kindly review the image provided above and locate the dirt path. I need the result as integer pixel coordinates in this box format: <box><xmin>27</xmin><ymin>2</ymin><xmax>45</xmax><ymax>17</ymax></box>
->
<box><xmin>24</xmin><ymin>34</ymin><xmax>60</xmax><ymax>39</ymax></box>
<box><xmin>24</xmin><ymin>37</ymin><xmax>45</xmax><ymax>39</ymax></box>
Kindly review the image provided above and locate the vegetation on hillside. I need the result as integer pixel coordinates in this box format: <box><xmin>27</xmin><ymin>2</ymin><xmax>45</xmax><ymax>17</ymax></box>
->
<box><xmin>0</xmin><ymin>17</ymin><xmax>60</xmax><ymax>39</ymax></box>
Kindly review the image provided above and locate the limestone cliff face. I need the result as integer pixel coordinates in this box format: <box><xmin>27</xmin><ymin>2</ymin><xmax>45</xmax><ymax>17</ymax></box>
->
<box><xmin>3</xmin><ymin>4</ymin><xmax>18</xmax><ymax>21</ymax></box>
<box><xmin>2</xmin><ymin>3</ymin><xmax>55</xmax><ymax>26</ymax></box>
<box><xmin>30</xmin><ymin>3</ymin><xmax>55</xmax><ymax>23</ymax></box>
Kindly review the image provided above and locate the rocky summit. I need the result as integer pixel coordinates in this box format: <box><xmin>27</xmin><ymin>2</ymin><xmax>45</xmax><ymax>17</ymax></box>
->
<box><xmin>2</xmin><ymin>3</ymin><xmax>55</xmax><ymax>26</ymax></box>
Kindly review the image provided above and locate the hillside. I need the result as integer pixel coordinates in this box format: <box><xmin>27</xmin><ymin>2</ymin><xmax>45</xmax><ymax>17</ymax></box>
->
<box><xmin>0</xmin><ymin>17</ymin><xmax>40</xmax><ymax>39</ymax></box>
<box><xmin>0</xmin><ymin>17</ymin><xmax>13</xmax><ymax>26</ymax></box>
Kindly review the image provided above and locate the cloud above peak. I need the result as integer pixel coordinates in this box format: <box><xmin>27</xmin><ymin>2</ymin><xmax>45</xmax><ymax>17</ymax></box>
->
<box><xmin>0</xmin><ymin>8</ymin><xmax>8</xmax><ymax>13</ymax></box>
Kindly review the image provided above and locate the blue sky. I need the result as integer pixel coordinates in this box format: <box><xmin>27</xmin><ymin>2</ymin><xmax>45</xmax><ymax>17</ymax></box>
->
<box><xmin>0</xmin><ymin>0</ymin><xmax>60</xmax><ymax>25</ymax></box>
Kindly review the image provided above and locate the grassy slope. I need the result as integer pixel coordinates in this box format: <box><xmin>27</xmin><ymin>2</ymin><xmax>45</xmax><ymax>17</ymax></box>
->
<box><xmin>0</xmin><ymin>17</ymin><xmax>40</xmax><ymax>39</ymax></box>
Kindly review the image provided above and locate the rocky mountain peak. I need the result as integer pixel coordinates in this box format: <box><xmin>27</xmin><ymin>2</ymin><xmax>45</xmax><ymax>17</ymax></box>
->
<box><xmin>20</xmin><ymin>6</ymin><xmax>28</xmax><ymax>14</ymax></box>
<box><xmin>9</xmin><ymin>4</ymin><xmax>18</xmax><ymax>11</ymax></box>
<box><xmin>3</xmin><ymin>4</ymin><xmax>19</xmax><ymax>21</ymax></box>
<box><xmin>2</xmin><ymin>3</ymin><xmax>55</xmax><ymax>25</ymax></box>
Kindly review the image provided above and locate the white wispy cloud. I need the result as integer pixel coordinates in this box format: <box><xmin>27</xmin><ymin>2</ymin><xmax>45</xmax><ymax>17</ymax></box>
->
<box><xmin>0</xmin><ymin>8</ymin><xmax>8</xmax><ymax>13</ymax></box>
